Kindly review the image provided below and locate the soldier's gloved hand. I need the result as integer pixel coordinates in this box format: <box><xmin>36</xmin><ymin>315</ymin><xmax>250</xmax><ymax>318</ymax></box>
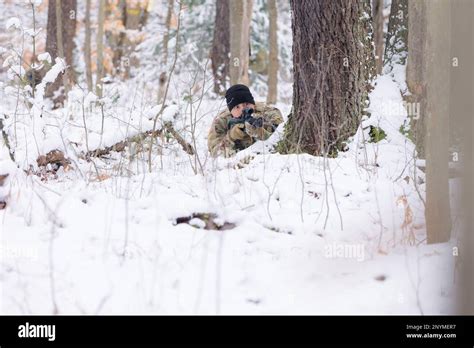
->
<box><xmin>245</xmin><ymin>121</ymin><xmax>265</xmax><ymax>139</ymax></box>
<box><xmin>228</xmin><ymin>123</ymin><xmax>246</xmax><ymax>141</ymax></box>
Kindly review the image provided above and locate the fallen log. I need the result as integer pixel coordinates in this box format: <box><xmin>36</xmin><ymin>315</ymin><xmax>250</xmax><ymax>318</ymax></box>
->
<box><xmin>34</xmin><ymin>123</ymin><xmax>195</xmax><ymax>168</ymax></box>
<box><xmin>163</xmin><ymin>122</ymin><xmax>194</xmax><ymax>155</ymax></box>
<box><xmin>85</xmin><ymin>129</ymin><xmax>162</xmax><ymax>158</ymax></box>
<box><xmin>85</xmin><ymin>122</ymin><xmax>194</xmax><ymax>158</ymax></box>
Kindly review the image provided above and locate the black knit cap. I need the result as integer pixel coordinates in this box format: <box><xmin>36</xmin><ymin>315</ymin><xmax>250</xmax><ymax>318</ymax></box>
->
<box><xmin>225</xmin><ymin>84</ymin><xmax>255</xmax><ymax>111</ymax></box>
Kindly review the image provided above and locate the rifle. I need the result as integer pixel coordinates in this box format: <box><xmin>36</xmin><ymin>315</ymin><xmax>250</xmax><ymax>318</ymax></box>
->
<box><xmin>227</xmin><ymin>108</ymin><xmax>264</xmax><ymax>130</ymax></box>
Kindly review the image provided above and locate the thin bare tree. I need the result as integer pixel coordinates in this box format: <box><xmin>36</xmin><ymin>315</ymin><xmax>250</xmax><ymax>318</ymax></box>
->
<box><xmin>158</xmin><ymin>0</ymin><xmax>174</xmax><ymax>103</ymax></box>
<box><xmin>372</xmin><ymin>0</ymin><xmax>384</xmax><ymax>74</ymax></box>
<box><xmin>229</xmin><ymin>0</ymin><xmax>253</xmax><ymax>85</ymax></box>
<box><xmin>84</xmin><ymin>0</ymin><xmax>93</xmax><ymax>92</ymax></box>
<box><xmin>267</xmin><ymin>0</ymin><xmax>278</xmax><ymax>104</ymax></box>
<box><xmin>96</xmin><ymin>0</ymin><xmax>105</xmax><ymax>97</ymax></box>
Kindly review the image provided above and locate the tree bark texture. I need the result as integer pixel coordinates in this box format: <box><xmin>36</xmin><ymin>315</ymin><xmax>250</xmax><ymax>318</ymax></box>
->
<box><xmin>284</xmin><ymin>0</ymin><xmax>375</xmax><ymax>156</ymax></box>
<box><xmin>45</xmin><ymin>0</ymin><xmax>77</xmax><ymax>106</ymax></box>
<box><xmin>406</xmin><ymin>0</ymin><xmax>426</xmax><ymax>157</ymax></box>
<box><xmin>372</xmin><ymin>0</ymin><xmax>384</xmax><ymax>74</ymax></box>
<box><xmin>211</xmin><ymin>0</ymin><xmax>230</xmax><ymax>95</ymax></box>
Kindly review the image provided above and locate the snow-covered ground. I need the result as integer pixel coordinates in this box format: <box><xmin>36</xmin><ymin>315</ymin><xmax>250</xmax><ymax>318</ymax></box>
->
<box><xmin>0</xmin><ymin>1</ymin><xmax>458</xmax><ymax>314</ymax></box>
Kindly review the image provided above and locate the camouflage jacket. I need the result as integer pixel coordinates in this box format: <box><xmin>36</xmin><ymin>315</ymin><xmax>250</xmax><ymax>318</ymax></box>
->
<box><xmin>207</xmin><ymin>102</ymin><xmax>284</xmax><ymax>158</ymax></box>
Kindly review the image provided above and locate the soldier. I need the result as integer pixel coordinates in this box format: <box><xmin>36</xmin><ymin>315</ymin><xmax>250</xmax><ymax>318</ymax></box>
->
<box><xmin>208</xmin><ymin>84</ymin><xmax>283</xmax><ymax>157</ymax></box>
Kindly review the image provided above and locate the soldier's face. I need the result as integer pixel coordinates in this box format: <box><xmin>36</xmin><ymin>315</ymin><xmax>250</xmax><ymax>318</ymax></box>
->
<box><xmin>231</xmin><ymin>102</ymin><xmax>255</xmax><ymax>118</ymax></box>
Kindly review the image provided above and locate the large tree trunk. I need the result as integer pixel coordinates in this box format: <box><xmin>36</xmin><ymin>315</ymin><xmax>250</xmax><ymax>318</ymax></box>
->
<box><xmin>384</xmin><ymin>0</ymin><xmax>408</xmax><ymax>71</ymax></box>
<box><xmin>406</xmin><ymin>0</ymin><xmax>425</xmax><ymax>157</ymax></box>
<box><xmin>283</xmin><ymin>0</ymin><xmax>375</xmax><ymax>156</ymax></box>
<box><xmin>211</xmin><ymin>0</ymin><xmax>230</xmax><ymax>95</ymax></box>
<box><xmin>229</xmin><ymin>0</ymin><xmax>253</xmax><ymax>86</ymax></box>
<box><xmin>45</xmin><ymin>0</ymin><xmax>77</xmax><ymax>107</ymax></box>
<box><xmin>450</xmin><ymin>0</ymin><xmax>474</xmax><ymax>314</ymax></box>
<box><xmin>96</xmin><ymin>0</ymin><xmax>105</xmax><ymax>97</ymax></box>
<box><xmin>372</xmin><ymin>0</ymin><xmax>384</xmax><ymax>75</ymax></box>
<box><xmin>267</xmin><ymin>0</ymin><xmax>278</xmax><ymax>104</ymax></box>
<box><xmin>424</xmin><ymin>0</ymin><xmax>451</xmax><ymax>244</ymax></box>
<box><xmin>84</xmin><ymin>0</ymin><xmax>93</xmax><ymax>92</ymax></box>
